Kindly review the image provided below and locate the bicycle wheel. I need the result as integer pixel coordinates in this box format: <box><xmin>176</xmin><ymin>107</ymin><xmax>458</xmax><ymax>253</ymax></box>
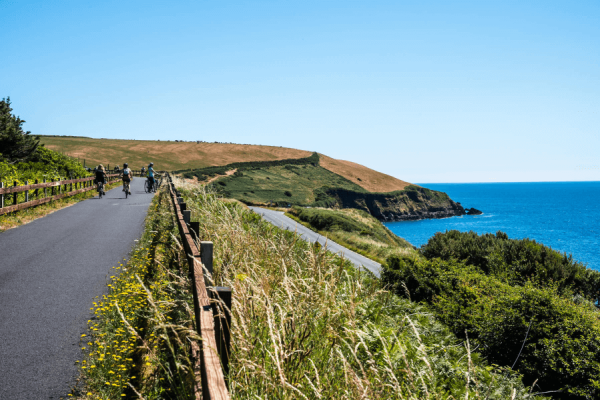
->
<box><xmin>125</xmin><ymin>184</ymin><xmax>129</xmax><ymax>198</ymax></box>
<box><xmin>144</xmin><ymin>180</ymin><xmax>151</xmax><ymax>193</ymax></box>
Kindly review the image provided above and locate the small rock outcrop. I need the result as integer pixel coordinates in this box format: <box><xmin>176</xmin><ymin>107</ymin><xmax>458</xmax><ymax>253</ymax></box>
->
<box><xmin>466</xmin><ymin>208</ymin><xmax>483</xmax><ymax>215</ymax></box>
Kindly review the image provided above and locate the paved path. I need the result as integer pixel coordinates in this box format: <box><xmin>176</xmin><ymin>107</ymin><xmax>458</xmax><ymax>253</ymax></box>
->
<box><xmin>249</xmin><ymin>207</ymin><xmax>381</xmax><ymax>277</ymax></box>
<box><xmin>0</xmin><ymin>178</ymin><xmax>154</xmax><ymax>400</ymax></box>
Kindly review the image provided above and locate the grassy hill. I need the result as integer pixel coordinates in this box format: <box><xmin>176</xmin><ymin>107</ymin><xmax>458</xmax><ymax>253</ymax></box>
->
<box><xmin>39</xmin><ymin>135</ymin><xmax>410</xmax><ymax>193</ymax></box>
<box><xmin>40</xmin><ymin>135</ymin><xmax>467</xmax><ymax>221</ymax></box>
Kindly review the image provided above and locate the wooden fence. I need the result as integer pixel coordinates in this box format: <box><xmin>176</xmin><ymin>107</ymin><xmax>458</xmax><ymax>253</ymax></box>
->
<box><xmin>166</xmin><ymin>174</ymin><xmax>231</xmax><ymax>400</ymax></box>
<box><xmin>0</xmin><ymin>173</ymin><xmax>120</xmax><ymax>216</ymax></box>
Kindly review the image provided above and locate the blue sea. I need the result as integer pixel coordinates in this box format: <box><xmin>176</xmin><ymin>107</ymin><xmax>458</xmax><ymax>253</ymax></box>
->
<box><xmin>384</xmin><ymin>182</ymin><xmax>600</xmax><ymax>271</ymax></box>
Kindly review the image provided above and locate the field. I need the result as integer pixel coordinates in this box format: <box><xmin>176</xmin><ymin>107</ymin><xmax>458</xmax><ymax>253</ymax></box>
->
<box><xmin>39</xmin><ymin>136</ymin><xmax>412</xmax><ymax>193</ymax></box>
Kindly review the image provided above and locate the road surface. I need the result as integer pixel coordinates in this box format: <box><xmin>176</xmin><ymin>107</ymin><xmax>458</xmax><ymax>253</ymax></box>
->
<box><xmin>0</xmin><ymin>178</ymin><xmax>154</xmax><ymax>400</ymax></box>
<box><xmin>249</xmin><ymin>207</ymin><xmax>381</xmax><ymax>277</ymax></box>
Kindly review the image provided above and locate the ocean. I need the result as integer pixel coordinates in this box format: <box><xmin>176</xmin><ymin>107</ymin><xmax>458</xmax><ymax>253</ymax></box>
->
<box><xmin>384</xmin><ymin>181</ymin><xmax>600</xmax><ymax>271</ymax></box>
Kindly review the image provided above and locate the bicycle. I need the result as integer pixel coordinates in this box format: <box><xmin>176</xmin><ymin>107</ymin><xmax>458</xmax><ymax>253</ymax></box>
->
<box><xmin>123</xmin><ymin>180</ymin><xmax>131</xmax><ymax>198</ymax></box>
<box><xmin>144</xmin><ymin>178</ymin><xmax>155</xmax><ymax>193</ymax></box>
<box><xmin>97</xmin><ymin>182</ymin><xmax>105</xmax><ymax>198</ymax></box>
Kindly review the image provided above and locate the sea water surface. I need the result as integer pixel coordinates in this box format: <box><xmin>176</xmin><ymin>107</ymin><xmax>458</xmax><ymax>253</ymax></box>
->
<box><xmin>384</xmin><ymin>182</ymin><xmax>600</xmax><ymax>271</ymax></box>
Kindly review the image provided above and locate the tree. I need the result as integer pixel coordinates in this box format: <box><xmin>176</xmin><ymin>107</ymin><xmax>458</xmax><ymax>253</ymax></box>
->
<box><xmin>0</xmin><ymin>97</ymin><xmax>40</xmax><ymax>163</ymax></box>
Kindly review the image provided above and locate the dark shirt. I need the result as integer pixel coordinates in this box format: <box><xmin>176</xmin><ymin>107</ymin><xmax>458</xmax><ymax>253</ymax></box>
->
<box><xmin>95</xmin><ymin>170</ymin><xmax>107</xmax><ymax>183</ymax></box>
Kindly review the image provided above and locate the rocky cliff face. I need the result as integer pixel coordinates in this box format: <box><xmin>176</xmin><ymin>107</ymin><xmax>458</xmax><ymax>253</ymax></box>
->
<box><xmin>324</xmin><ymin>185</ymin><xmax>467</xmax><ymax>222</ymax></box>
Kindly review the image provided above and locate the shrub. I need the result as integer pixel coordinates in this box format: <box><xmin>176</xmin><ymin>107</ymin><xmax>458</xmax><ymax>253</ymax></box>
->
<box><xmin>420</xmin><ymin>230</ymin><xmax>600</xmax><ymax>302</ymax></box>
<box><xmin>284</xmin><ymin>190</ymin><xmax>292</xmax><ymax>197</ymax></box>
<box><xmin>383</xmin><ymin>255</ymin><xmax>600</xmax><ymax>399</ymax></box>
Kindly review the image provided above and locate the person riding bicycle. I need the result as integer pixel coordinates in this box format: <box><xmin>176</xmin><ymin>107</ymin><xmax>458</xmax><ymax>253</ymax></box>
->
<box><xmin>141</xmin><ymin>166</ymin><xmax>146</xmax><ymax>177</ymax></box>
<box><xmin>95</xmin><ymin>164</ymin><xmax>107</xmax><ymax>196</ymax></box>
<box><xmin>121</xmin><ymin>163</ymin><xmax>132</xmax><ymax>195</ymax></box>
<box><xmin>146</xmin><ymin>162</ymin><xmax>155</xmax><ymax>192</ymax></box>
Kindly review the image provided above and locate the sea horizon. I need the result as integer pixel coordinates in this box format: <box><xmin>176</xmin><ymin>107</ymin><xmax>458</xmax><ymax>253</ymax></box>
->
<box><xmin>386</xmin><ymin>181</ymin><xmax>600</xmax><ymax>271</ymax></box>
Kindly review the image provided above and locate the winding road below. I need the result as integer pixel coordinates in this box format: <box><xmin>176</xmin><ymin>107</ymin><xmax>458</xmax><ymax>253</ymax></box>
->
<box><xmin>0</xmin><ymin>178</ymin><xmax>154</xmax><ymax>400</ymax></box>
<box><xmin>249</xmin><ymin>207</ymin><xmax>381</xmax><ymax>277</ymax></box>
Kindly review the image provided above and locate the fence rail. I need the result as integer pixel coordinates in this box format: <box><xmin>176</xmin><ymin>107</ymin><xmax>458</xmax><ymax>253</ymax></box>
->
<box><xmin>166</xmin><ymin>174</ymin><xmax>231</xmax><ymax>400</ymax></box>
<box><xmin>0</xmin><ymin>173</ymin><xmax>120</xmax><ymax>216</ymax></box>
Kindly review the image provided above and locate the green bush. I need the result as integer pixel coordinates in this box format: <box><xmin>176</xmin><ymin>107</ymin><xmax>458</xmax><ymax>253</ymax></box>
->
<box><xmin>289</xmin><ymin>206</ymin><xmax>366</xmax><ymax>233</ymax></box>
<box><xmin>383</xmin><ymin>255</ymin><xmax>600</xmax><ymax>399</ymax></box>
<box><xmin>420</xmin><ymin>230</ymin><xmax>600</xmax><ymax>302</ymax></box>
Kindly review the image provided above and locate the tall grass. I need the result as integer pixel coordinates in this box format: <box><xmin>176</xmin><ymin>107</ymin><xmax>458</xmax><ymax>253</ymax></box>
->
<box><xmin>176</xmin><ymin>179</ymin><xmax>538</xmax><ymax>399</ymax></box>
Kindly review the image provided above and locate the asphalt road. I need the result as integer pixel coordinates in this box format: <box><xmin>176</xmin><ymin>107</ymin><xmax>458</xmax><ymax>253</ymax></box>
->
<box><xmin>249</xmin><ymin>207</ymin><xmax>381</xmax><ymax>277</ymax></box>
<box><xmin>0</xmin><ymin>178</ymin><xmax>154</xmax><ymax>400</ymax></box>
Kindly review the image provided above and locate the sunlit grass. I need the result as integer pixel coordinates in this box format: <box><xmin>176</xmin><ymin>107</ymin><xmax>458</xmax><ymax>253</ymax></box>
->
<box><xmin>176</xmin><ymin>178</ymin><xmax>538</xmax><ymax>399</ymax></box>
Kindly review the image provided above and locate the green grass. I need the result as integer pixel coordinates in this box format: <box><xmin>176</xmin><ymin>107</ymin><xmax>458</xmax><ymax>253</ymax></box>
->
<box><xmin>214</xmin><ymin>163</ymin><xmax>367</xmax><ymax>206</ymax></box>
<box><xmin>287</xmin><ymin>206</ymin><xmax>416</xmax><ymax>263</ymax></box>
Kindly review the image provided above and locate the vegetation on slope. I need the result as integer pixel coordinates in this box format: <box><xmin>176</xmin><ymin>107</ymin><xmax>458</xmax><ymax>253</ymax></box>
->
<box><xmin>421</xmin><ymin>230</ymin><xmax>600</xmax><ymax>302</ymax></box>
<box><xmin>182</xmin><ymin>153</ymin><xmax>465</xmax><ymax>221</ymax></box>
<box><xmin>383</xmin><ymin>231</ymin><xmax>600</xmax><ymax>399</ymax></box>
<box><xmin>208</xmin><ymin>163</ymin><xmax>369</xmax><ymax>207</ymax></box>
<box><xmin>287</xmin><ymin>206</ymin><xmax>415</xmax><ymax>262</ymax></box>
<box><xmin>175</xmin><ymin>181</ymin><xmax>534</xmax><ymax>399</ymax></box>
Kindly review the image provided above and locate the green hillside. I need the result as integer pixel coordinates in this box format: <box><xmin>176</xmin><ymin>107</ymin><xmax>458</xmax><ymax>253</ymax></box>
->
<box><xmin>183</xmin><ymin>154</ymin><xmax>467</xmax><ymax>220</ymax></box>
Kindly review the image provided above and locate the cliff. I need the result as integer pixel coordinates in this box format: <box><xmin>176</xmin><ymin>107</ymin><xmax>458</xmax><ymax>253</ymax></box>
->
<box><xmin>323</xmin><ymin>185</ymin><xmax>466</xmax><ymax>222</ymax></box>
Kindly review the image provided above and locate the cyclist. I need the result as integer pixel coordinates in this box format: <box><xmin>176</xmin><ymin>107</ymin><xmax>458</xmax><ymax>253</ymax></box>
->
<box><xmin>141</xmin><ymin>166</ymin><xmax>146</xmax><ymax>177</ymax></box>
<box><xmin>146</xmin><ymin>162</ymin><xmax>155</xmax><ymax>192</ymax></box>
<box><xmin>95</xmin><ymin>164</ymin><xmax>107</xmax><ymax>197</ymax></box>
<box><xmin>121</xmin><ymin>163</ymin><xmax>132</xmax><ymax>195</ymax></box>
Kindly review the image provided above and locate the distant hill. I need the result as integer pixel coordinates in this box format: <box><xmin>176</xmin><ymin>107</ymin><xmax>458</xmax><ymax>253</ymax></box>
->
<box><xmin>40</xmin><ymin>136</ymin><xmax>469</xmax><ymax>221</ymax></box>
<box><xmin>39</xmin><ymin>136</ymin><xmax>411</xmax><ymax>193</ymax></box>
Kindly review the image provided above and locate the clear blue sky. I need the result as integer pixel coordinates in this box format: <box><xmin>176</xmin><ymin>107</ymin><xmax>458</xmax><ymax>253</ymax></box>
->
<box><xmin>2</xmin><ymin>0</ymin><xmax>598</xmax><ymax>182</ymax></box>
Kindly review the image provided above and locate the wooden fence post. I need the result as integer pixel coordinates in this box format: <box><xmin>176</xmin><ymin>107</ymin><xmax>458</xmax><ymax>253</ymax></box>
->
<box><xmin>189</xmin><ymin>221</ymin><xmax>200</xmax><ymax>243</ymax></box>
<box><xmin>200</xmin><ymin>241</ymin><xmax>214</xmax><ymax>277</ymax></box>
<box><xmin>35</xmin><ymin>179</ymin><xmax>39</xmax><ymax>199</ymax></box>
<box><xmin>0</xmin><ymin>182</ymin><xmax>4</xmax><ymax>209</ymax></box>
<box><xmin>209</xmin><ymin>286</ymin><xmax>232</xmax><ymax>380</ymax></box>
<box><xmin>24</xmin><ymin>181</ymin><xmax>29</xmax><ymax>202</ymax></box>
<box><xmin>13</xmin><ymin>181</ymin><xmax>17</xmax><ymax>206</ymax></box>
<box><xmin>183</xmin><ymin>210</ymin><xmax>191</xmax><ymax>224</ymax></box>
